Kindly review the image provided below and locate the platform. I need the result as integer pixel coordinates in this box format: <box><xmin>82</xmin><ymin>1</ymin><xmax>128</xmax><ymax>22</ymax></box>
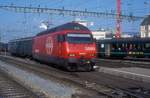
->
<box><xmin>99</xmin><ymin>67</ymin><xmax>150</xmax><ymax>83</ymax></box>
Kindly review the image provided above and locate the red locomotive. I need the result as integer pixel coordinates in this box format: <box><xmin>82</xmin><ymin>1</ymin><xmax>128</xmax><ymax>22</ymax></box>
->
<box><xmin>9</xmin><ymin>22</ymin><xmax>97</xmax><ymax>71</ymax></box>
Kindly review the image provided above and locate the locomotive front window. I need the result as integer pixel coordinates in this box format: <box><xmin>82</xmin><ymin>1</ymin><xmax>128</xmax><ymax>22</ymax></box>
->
<box><xmin>66</xmin><ymin>33</ymin><xmax>93</xmax><ymax>43</ymax></box>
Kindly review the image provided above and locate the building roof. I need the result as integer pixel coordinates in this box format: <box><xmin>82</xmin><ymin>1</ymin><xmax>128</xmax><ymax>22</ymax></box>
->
<box><xmin>141</xmin><ymin>15</ymin><xmax>150</xmax><ymax>26</ymax></box>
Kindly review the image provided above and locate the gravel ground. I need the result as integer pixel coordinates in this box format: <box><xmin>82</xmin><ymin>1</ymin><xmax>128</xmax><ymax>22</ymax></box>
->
<box><xmin>98</xmin><ymin>67</ymin><xmax>150</xmax><ymax>83</ymax></box>
<box><xmin>0</xmin><ymin>59</ymin><xmax>104</xmax><ymax>98</ymax></box>
<box><xmin>0</xmin><ymin>70</ymin><xmax>38</xmax><ymax>98</ymax></box>
<box><xmin>0</xmin><ymin>60</ymin><xmax>79</xmax><ymax>98</ymax></box>
<box><xmin>1</xmin><ymin>55</ymin><xmax>150</xmax><ymax>98</ymax></box>
<box><xmin>95</xmin><ymin>58</ymin><xmax>150</xmax><ymax>68</ymax></box>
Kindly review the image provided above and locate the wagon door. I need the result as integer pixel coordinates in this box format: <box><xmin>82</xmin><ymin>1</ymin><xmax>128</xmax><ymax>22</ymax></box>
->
<box><xmin>105</xmin><ymin>44</ymin><xmax>111</xmax><ymax>57</ymax></box>
<box><xmin>98</xmin><ymin>43</ymin><xmax>105</xmax><ymax>57</ymax></box>
<box><xmin>57</xmin><ymin>34</ymin><xmax>65</xmax><ymax>57</ymax></box>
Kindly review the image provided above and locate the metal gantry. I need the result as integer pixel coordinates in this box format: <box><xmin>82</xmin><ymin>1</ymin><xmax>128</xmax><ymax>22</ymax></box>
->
<box><xmin>0</xmin><ymin>5</ymin><xmax>144</xmax><ymax>21</ymax></box>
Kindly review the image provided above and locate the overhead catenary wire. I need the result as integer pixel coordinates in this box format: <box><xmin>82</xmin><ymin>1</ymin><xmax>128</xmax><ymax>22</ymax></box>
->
<box><xmin>0</xmin><ymin>5</ymin><xmax>144</xmax><ymax>21</ymax></box>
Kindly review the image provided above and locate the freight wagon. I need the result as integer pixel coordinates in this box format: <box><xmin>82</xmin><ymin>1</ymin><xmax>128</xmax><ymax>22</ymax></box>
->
<box><xmin>0</xmin><ymin>42</ymin><xmax>8</xmax><ymax>52</ymax></box>
<box><xmin>8</xmin><ymin>37</ymin><xmax>33</xmax><ymax>57</ymax></box>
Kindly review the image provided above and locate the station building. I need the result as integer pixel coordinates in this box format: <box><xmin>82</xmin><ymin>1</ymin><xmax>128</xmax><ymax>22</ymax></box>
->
<box><xmin>140</xmin><ymin>15</ymin><xmax>150</xmax><ymax>38</ymax></box>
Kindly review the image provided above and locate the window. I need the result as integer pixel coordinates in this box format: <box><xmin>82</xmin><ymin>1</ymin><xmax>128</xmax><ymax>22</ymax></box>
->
<box><xmin>112</xmin><ymin>43</ymin><xmax>117</xmax><ymax>50</ymax></box>
<box><xmin>66</xmin><ymin>33</ymin><xmax>93</xmax><ymax>43</ymax></box>
<box><xmin>144</xmin><ymin>43</ymin><xmax>150</xmax><ymax>49</ymax></box>
<box><xmin>57</xmin><ymin>35</ymin><xmax>65</xmax><ymax>42</ymax></box>
<box><xmin>101</xmin><ymin>44</ymin><xmax>104</xmax><ymax>48</ymax></box>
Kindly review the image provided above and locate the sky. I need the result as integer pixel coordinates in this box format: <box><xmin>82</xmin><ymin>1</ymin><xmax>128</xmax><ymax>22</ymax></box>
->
<box><xmin>0</xmin><ymin>0</ymin><xmax>150</xmax><ymax>42</ymax></box>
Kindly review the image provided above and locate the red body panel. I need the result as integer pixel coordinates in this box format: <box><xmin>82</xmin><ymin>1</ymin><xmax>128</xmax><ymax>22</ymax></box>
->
<box><xmin>65</xmin><ymin>42</ymin><xmax>96</xmax><ymax>59</ymax></box>
<box><xmin>32</xmin><ymin>30</ymin><xmax>96</xmax><ymax>60</ymax></box>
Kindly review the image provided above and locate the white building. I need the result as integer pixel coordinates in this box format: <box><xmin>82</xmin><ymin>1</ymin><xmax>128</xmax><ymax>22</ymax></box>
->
<box><xmin>140</xmin><ymin>15</ymin><xmax>150</xmax><ymax>38</ymax></box>
<box><xmin>92</xmin><ymin>30</ymin><xmax>112</xmax><ymax>40</ymax></box>
<box><xmin>92</xmin><ymin>31</ymin><xmax>106</xmax><ymax>40</ymax></box>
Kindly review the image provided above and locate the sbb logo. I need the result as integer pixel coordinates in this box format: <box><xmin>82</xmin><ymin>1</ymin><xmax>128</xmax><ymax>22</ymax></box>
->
<box><xmin>46</xmin><ymin>37</ymin><xmax>53</xmax><ymax>54</ymax></box>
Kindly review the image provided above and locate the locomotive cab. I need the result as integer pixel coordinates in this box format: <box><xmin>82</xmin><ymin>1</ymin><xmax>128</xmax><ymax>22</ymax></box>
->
<box><xmin>57</xmin><ymin>33</ymin><xmax>96</xmax><ymax>71</ymax></box>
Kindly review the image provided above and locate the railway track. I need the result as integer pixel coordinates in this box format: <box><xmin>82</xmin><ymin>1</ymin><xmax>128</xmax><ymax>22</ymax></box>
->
<box><xmin>0</xmin><ymin>55</ymin><xmax>150</xmax><ymax>98</ymax></box>
<box><xmin>0</xmin><ymin>69</ymin><xmax>43</xmax><ymax>98</ymax></box>
<box><xmin>124</xmin><ymin>57</ymin><xmax>150</xmax><ymax>62</ymax></box>
<box><xmin>95</xmin><ymin>58</ymin><xmax>150</xmax><ymax>68</ymax></box>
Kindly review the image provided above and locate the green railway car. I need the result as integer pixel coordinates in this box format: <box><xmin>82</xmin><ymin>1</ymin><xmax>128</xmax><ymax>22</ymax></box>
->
<box><xmin>97</xmin><ymin>38</ymin><xmax>150</xmax><ymax>58</ymax></box>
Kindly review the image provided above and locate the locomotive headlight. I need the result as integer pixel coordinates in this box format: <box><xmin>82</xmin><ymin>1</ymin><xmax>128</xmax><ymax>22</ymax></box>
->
<box><xmin>90</xmin><ymin>54</ymin><xmax>95</xmax><ymax>56</ymax></box>
<box><xmin>86</xmin><ymin>61</ymin><xmax>90</xmax><ymax>63</ymax></box>
<box><xmin>68</xmin><ymin>54</ymin><xmax>75</xmax><ymax>56</ymax></box>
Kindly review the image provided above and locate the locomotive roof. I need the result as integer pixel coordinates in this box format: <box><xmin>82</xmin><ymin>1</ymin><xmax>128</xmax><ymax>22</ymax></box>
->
<box><xmin>141</xmin><ymin>15</ymin><xmax>150</xmax><ymax>26</ymax></box>
<box><xmin>97</xmin><ymin>38</ymin><xmax>150</xmax><ymax>43</ymax></box>
<box><xmin>36</xmin><ymin>22</ymin><xmax>90</xmax><ymax>36</ymax></box>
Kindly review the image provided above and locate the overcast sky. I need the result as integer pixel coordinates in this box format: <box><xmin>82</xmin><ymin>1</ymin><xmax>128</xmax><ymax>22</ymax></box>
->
<box><xmin>0</xmin><ymin>0</ymin><xmax>150</xmax><ymax>42</ymax></box>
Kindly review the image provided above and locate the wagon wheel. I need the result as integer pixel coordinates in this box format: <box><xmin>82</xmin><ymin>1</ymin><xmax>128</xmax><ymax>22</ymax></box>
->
<box><xmin>66</xmin><ymin>65</ymin><xmax>77</xmax><ymax>72</ymax></box>
<box><xmin>85</xmin><ymin>64</ymin><xmax>93</xmax><ymax>71</ymax></box>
